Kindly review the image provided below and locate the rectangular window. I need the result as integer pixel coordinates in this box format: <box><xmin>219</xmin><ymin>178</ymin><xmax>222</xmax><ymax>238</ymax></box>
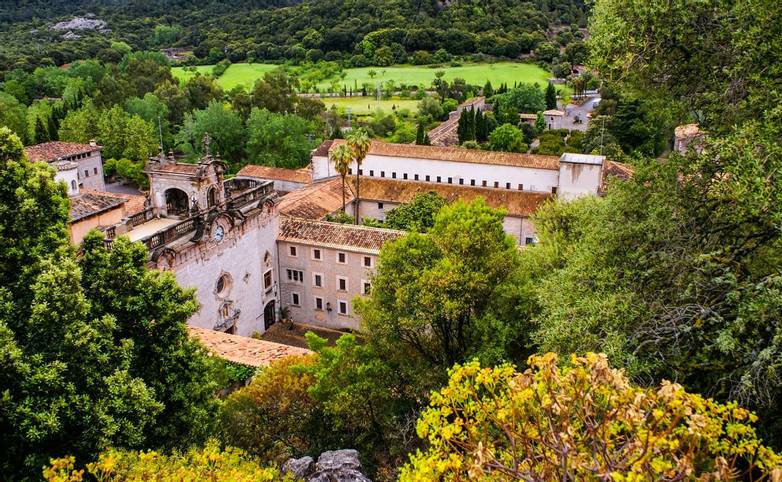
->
<box><xmin>338</xmin><ymin>300</ymin><xmax>348</xmax><ymax>315</ymax></box>
<box><xmin>286</xmin><ymin>269</ymin><xmax>304</xmax><ymax>282</ymax></box>
<box><xmin>494</xmin><ymin>181</ymin><xmax>499</xmax><ymax>188</ymax></box>
<box><xmin>378</xmin><ymin>202</ymin><xmax>384</xmax><ymax>209</ymax></box>
<box><xmin>84</xmin><ymin>169</ymin><xmax>89</xmax><ymax>177</ymax></box>
<box><xmin>506</xmin><ymin>182</ymin><xmax>511</xmax><ymax>189</ymax></box>
<box><xmin>552</xmin><ymin>187</ymin><xmax>558</xmax><ymax>194</ymax></box>
<box><xmin>291</xmin><ymin>292</ymin><xmax>300</xmax><ymax>306</ymax></box>
<box><xmin>370</xmin><ymin>170</ymin><xmax>374</xmax><ymax>176</ymax></box>
<box><xmin>425</xmin><ymin>175</ymin><xmax>430</xmax><ymax>182</ymax></box>
<box><xmin>289</xmin><ymin>245</ymin><xmax>297</xmax><ymax>257</ymax></box>
<box><xmin>363</xmin><ymin>256</ymin><xmax>372</xmax><ymax>268</ymax></box>
<box><xmin>358</xmin><ymin>169</ymin><xmax>363</xmax><ymax>175</ymax></box>
<box><xmin>313</xmin><ymin>273</ymin><xmax>323</xmax><ymax>287</ymax></box>
<box><xmin>403</xmin><ymin>173</ymin><xmax>408</xmax><ymax>180</ymax></box>
<box><xmin>448</xmin><ymin>177</ymin><xmax>452</xmax><ymax>184</ymax></box>
<box><xmin>525</xmin><ymin>237</ymin><xmax>535</xmax><ymax>245</ymax></box>
<box><xmin>337</xmin><ymin>251</ymin><xmax>347</xmax><ymax>264</ymax></box>
<box><xmin>315</xmin><ymin>297</ymin><xmax>324</xmax><ymax>310</ymax></box>
<box><xmin>414</xmin><ymin>174</ymin><xmax>419</xmax><ymax>181</ymax></box>
<box><xmin>380</xmin><ymin>171</ymin><xmax>385</xmax><ymax>178</ymax></box>
<box><xmin>312</xmin><ymin>248</ymin><xmax>321</xmax><ymax>260</ymax></box>
<box><xmin>518</xmin><ymin>184</ymin><xmax>523</xmax><ymax>190</ymax></box>
<box><xmin>436</xmin><ymin>176</ymin><xmax>441</xmax><ymax>183</ymax></box>
<box><xmin>263</xmin><ymin>270</ymin><xmax>273</xmax><ymax>292</ymax></box>
<box><xmin>348</xmin><ymin>168</ymin><xmax>353</xmax><ymax>175</ymax></box>
<box><xmin>459</xmin><ymin>178</ymin><xmax>464</xmax><ymax>185</ymax></box>
<box><xmin>93</xmin><ymin>167</ymin><xmax>98</xmax><ymax>175</ymax></box>
<box><xmin>482</xmin><ymin>180</ymin><xmax>487</xmax><ymax>187</ymax></box>
<box><xmin>471</xmin><ymin>179</ymin><xmax>475</xmax><ymax>186</ymax></box>
<box><xmin>337</xmin><ymin>276</ymin><xmax>348</xmax><ymax>291</ymax></box>
<box><xmin>362</xmin><ymin>280</ymin><xmax>371</xmax><ymax>295</ymax></box>
<box><xmin>392</xmin><ymin>172</ymin><xmax>396</xmax><ymax>179</ymax></box>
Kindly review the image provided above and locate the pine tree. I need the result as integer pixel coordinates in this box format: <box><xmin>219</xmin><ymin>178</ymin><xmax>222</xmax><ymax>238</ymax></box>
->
<box><xmin>33</xmin><ymin>116</ymin><xmax>49</xmax><ymax>144</ymax></box>
<box><xmin>483</xmin><ymin>81</ymin><xmax>494</xmax><ymax>97</ymax></box>
<box><xmin>416</xmin><ymin>122</ymin><xmax>426</xmax><ymax>145</ymax></box>
<box><xmin>545</xmin><ymin>82</ymin><xmax>558</xmax><ymax>110</ymax></box>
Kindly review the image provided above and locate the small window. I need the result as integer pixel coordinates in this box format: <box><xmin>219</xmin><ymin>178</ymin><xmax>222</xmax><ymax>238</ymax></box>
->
<box><xmin>482</xmin><ymin>180</ymin><xmax>487</xmax><ymax>187</ymax></box>
<box><xmin>289</xmin><ymin>245</ymin><xmax>297</xmax><ymax>257</ymax></box>
<box><xmin>436</xmin><ymin>176</ymin><xmax>441</xmax><ymax>183</ymax></box>
<box><xmin>337</xmin><ymin>276</ymin><xmax>348</xmax><ymax>291</ymax></box>
<box><xmin>552</xmin><ymin>187</ymin><xmax>558</xmax><ymax>194</ymax></box>
<box><xmin>378</xmin><ymin>202</ymin><xmax>384</xmax><ymax>209</ymax></box>
<box><xmin>471</xmin><ymin>179</ymin><xmax>475</xmax><ymax>186</ymax></box>
<box><xmin>348</xmin><ymin>168</ymin><xmax>353</xmax><ymax>175</ymax></box>
<box><xmin>315</xmin><ymin>297</ymin><xmax>324</xmax><ymax>310</ymax></box>
<box><xmin>494</xmin><ymin>181</ymin><xmax>499</xmax><ymax>188</ymax></box>
<box><xmin>518</xmin><ymin>184</ymin><xmax>523</xmax><ymax>190</ymax></box>
<box><xmin>312</xmin><ymin>248</ymin><xmax>321</xmax><ymax>260</ymax></box>
<box><xmin>447</xmin><ymin>177</ymin><xmax>452</xmax><ymax>184</ymax></box>
<box><xmin>291</xmin><ymin>292</ymin><xmax>300</xmax><ymax>306</ymax></box>
<box><xmin>414</xmin><ymin>174</ymin><xmax>419</xmax><ymax>181</ymax></box>
<box><xmin>370</xmin><ymin>170</ymin><xmax>374</xmax><ymax>176</ymax></box>
<box><xmin>358</xmin><ymin>169</ymin><xmax>363</xmax><ymax>175</ymax></box>
<box><xmin>338</xmin><ymin>300</ymin><xmax>348</xmax><ymax>315</ymax></box>
<box><xmin>525</xmin><ymin>237</ymin><xmax>535</xmax><ymax>245</ymax></box>
<box><xmin>363</xmin><ymin>256</ymin><xmax>372</xmax><ymax>268</ymax></box>
<box><xmin>313</xmin><ymin>273</ymin><xmax>323</xmax><ymax>287</ymax></box>
<box><xmin>459</xmin><ymin>178</ymin><xmax>464</xmax><ymax>185</ymax></box>
<box><xmin>216</xmin><ymin>274</ymin><xmax>231</xmax><ymax>296</ymax></box>
<box><xmin>362</xmin><ymin>281</ymin><xmax>371</xmax><ymax>295</ymax></box>
<box><xmin>392</xmin><ymin>172</ymin><xmax>396</xmax><ymax>179</ymax></box>
<box><xmin>337</xmin><ymin>252</ymin><xmax>347</xmax><ymax>264</ymax></box>
<box><xmin>506</xmin><ymin>182</ymin><xmax>511</xmax><ymax>189</ymax></box>
<box><xmin>425</xmin><ymin>175</ymin><xmax>430</xmax><ymax>182</ymax></box>
<box><xmin>286</xmin><ymin>269</ymin><xmax>304</xmax><ymax>282</ymax></box>
<box><xmin>380</xmin><ymin>171</ymin><xmax>385</xmax><ymax>178</ymax></box>
<box><xmin>263</xmin><ymin>270</ymin><xmax>273</xmax><ymax>292</ymax></box>
<box><xmin>403</xmin><ymin>173</ymin><xmax>408</xmax><ymax>180</ymax></box>
<box><xmin>93</xmin><ymin>167</ymin><xmax>98</xmax><ymax>175</ymax></box>
<box><xmin>71</xmin><ymin>180</ymin><xmax>77</xmax><ymax>190</ymax></box>
<box><xmin>84</xmin><ymin>169</ymin><xmax>89</xmax><ymax>177</ymax></box>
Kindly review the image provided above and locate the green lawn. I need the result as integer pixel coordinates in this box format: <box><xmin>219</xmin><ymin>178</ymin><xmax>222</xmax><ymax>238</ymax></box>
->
<box><xmin>320</xmin><ymin>97</ymin><xmax>421</xmax><ymax>115</ymax></box>
<box><xmin>173</xmin><ymin>61</ymin><xmax>553</xmax><ymax>93</ymax></box>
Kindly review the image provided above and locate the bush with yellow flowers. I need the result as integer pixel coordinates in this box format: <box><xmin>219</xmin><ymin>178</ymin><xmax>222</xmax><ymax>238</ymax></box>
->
<box><xmin>43</xmin><ymin>440</ymin><xmax>282</xmax><ymax>482</ymax></box>
<box><xmin>400</xmin><ymin>353</ymin><xmax>782</xmax><ymax>481</ymax></box>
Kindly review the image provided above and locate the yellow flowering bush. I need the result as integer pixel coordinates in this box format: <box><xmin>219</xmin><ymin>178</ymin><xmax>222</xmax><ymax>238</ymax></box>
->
<box><xmin>400</xmin><ymin>353</ymin><xmax>782</xmax><ymax>481</ymax></box>
<box><xmin>44</xmin><ymin>440</ymin><xmax>281</xmax><ymax>482</ymax></box>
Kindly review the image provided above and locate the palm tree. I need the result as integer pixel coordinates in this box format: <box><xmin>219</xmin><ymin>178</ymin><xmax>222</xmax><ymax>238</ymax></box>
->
<box><xmin>346</xmin><ymin>129</ymin><xmax>371</xmax><ymax>224</ymax></box>
<box><xmin>330</xmin><ymin>144</ymin><xmax>352</xmax><ymax>213</ymax></box>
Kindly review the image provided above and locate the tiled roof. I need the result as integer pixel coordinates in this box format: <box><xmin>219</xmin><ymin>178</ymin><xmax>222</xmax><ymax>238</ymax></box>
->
<box><xmin>355</xmin><ymin>177</ymin><xmax>552</xmax><ymax>218</ymax></box>
<box><xmin>237</xmin><ymin>165</ymin><xmax>312</xmax><ymax>184</ymax></box>
<box><xmin>277</xmin><ymin>177</ymin><xmax>350</xmax><ymax>219</ymax></box>
<box><xmin>543</xmin><ymin>109</ymin><xmax>565</xmax><ymax>116</ymax></box>
<box><xmin>148</xmin><ymin>162</ymin><xmax>201</xmax><ymax>174</ymax></box>
<box><xmin>330</xmin><ymin>140</ymin><xmax>560</xmax><ymax>170</ymax></box>
<box><xmin>69</xmin><ymin>191</ymin><xmax>126</xmax><ymax>222</ymax></box>
<box><xmin>519</xmin><ymin>113</ymin><xmax>538</xmax><ymax>120</ymax></box>
<box><xmin>312</xmin><ymin>139</ymin><xmax>334</xmax><ymax>157</ymax></box>
<box><xmin>25</xmin><ymin>141</ymin><xmax>99</xmax><ymax>162</ymax></box>
<box><xmin>188</xmin><ymin>326</ymin><xmax>311</xmax><ymax>367</ymax></box>
<box><xmin>603</xmin><ymin>160</ymin><xmax>634</xmax><ymax>180</ymax></box>
<box><xmin>52</xmin><ymin>160</ymin><xmax>79</xmax><ymax>171</ymax></box>
<box><xmin>459</xmin><ymin>96</ymin><xmax>485</xmax><ymax>107</ymax></box>
<box><xmin>279</xmin><ymin>216</ymin><xmax>403</xmax><ymax>253</ymax></box>
<box><xmin>84</xmin><ymin>189</ymin><xmax>147</xmax><ymax>216</ymax></box>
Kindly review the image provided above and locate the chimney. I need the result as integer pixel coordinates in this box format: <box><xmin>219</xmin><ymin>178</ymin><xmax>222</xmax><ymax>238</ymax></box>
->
<box><xmin>89</xmin><ymin>139</ymin><xmax>97</xmax><ymax>147</ymax></box>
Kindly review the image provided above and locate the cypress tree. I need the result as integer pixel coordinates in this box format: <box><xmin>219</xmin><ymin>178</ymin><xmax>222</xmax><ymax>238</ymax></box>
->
<box><xmin>416</xmin><ymin>122</ymin><xmax>426</xmax><ymax>145</ymax></box>
<box><xmin>423</xmin><ymin>133</ymin><xmax>431</xmax><ymax>145</ymax></box>
<box><xmin>545</xmin><ymin>82</ymin><xmax>557</xmax><ymax>110</ymax></box>
<box><xmin>483</xmin><ymin>81</ymin><xmax>494</xmax><ymax>97</ymax></box>
<box><xmin>34</xmin><ymin>116</ymin><xmax>49</xmax><ymax>144</ymax></box>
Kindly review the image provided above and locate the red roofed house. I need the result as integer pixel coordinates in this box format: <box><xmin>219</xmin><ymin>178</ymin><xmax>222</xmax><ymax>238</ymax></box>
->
<box><xmin>25</xmin><ymin>140</ymin><xmax>106</xmax><ymax>191</ymax></box>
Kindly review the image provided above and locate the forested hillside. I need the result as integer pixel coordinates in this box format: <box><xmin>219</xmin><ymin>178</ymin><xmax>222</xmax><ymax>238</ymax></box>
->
<box><xmin>0</xmin><ymin>0</ymin><xmax>587</xmax><ymax>73</ymax></box>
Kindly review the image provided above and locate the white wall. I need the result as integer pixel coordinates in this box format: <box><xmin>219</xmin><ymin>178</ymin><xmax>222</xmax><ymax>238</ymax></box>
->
<box><xmin>75</xmin><ymin>151</ymin><xmax>106</xmax><ymax>191</ymax></box>
<box><xmin>55</xmin><ymin>166</ymin><xmax>80</xmax><ymax>196</ymax></box>
<box><xmin>558</xmin><ymin>161</ymin><xmax>603</xmax><ymax>200</ymax></box>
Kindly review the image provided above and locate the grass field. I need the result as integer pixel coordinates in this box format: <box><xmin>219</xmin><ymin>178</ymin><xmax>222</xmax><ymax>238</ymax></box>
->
<box><xmin>173</xmin><ymin>61</ymin><xmax>553</xmax><ymax>93</ymax></box>
<box><xmin>320</xmin><ymin>97</ymin><xmax>420</xmax><ymax>115</ymax></box>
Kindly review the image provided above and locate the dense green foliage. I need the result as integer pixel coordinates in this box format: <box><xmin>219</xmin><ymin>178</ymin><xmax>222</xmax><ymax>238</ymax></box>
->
<box><xmin>0</xmin><ymin>128</ymin><xmax>218</xmax><ymax>477</ymax></box>
<box><xmin>0</xmin><ymin>0</ymin><xmax>588</xmax><ymax>74</ymax></box>
<box><xmin>383</xmin><ymin>192</ymin><xmax>447</xmax><ymax>232</ymax></box>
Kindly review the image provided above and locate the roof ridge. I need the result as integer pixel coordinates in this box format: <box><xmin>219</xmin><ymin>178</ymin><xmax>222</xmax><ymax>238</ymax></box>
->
<box><xmin>280</xmin><ymin>215</ymin><xmax>405</xmax><ymax>234</ymax></box>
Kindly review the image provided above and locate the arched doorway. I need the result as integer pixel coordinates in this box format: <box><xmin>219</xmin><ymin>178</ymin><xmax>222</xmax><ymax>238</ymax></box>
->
<box><xmin>263</xmin><ymin>300</ymin><xmax>276</xmax><ymax>330</ymax></box>
<box><xmin>207</xmin><ymin>186</ymin><xmax>217</xmax><ymax>208</ymax></box>
<box><xmin>165</xmin><ymin>188</ymin><xmax>189</xmax><ymax>217</ymax></box>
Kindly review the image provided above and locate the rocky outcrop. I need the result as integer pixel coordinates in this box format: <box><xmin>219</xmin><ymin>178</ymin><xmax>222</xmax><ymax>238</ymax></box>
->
<box><xmin>51</xmin><ymin>14</ymin><xmax>110</xmax><ymax>34</ymax></box>
<box><xmin>283</xmin><ymin>449</ymin><xmax>371</xmax><ymax>481</ymax></box>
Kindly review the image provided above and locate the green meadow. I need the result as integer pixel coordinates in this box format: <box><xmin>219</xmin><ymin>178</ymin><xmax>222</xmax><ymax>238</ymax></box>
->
<box><xmin>172</xmin><ymin>61</ymin><xmax>553</xmax><ymax>92</ymax></box>
<box><xmin>319</xmin><ymin>97</ymin><xmax>421</xmax><ymax>115</ymax></box>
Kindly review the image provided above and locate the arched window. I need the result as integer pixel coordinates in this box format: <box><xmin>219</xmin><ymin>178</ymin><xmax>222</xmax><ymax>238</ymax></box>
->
<box><xmin>70</xmin><ymin>180</ymin><xmax>77</xmax><ymax>191</ymax></box>
<box><xmin>207</xmin><ymin>186</ymin><xmax>217</xmax><ymax>207</ymax></box>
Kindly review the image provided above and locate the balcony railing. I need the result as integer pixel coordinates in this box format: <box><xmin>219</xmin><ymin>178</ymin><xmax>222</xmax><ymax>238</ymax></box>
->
<box><xmin>214</xmin><ymin>308</ymin><xmax>241</xmax><ymax>332</ymax></box>
<box><xmin>227</xmin><ymin>182</ymin><xmax>274</xmax><ymax>211</ymax></box>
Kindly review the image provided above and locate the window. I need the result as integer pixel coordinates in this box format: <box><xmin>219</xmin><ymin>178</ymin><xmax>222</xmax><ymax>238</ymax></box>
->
<box><xmin>471</xmin><ymin>179</ymin><xmax>475</xmax><ymax>186</ymax></box>
<box><xmin>448</xmin><ymin>177</ymin><xmax>452</xmax><ymax>184</ymax></box>
<box><xmin>437</xmin><ymin>176</ymin><xmax>441</xmax><ymax>183</ymax></box>
<box><xmin>518</xmin><ymin>184</ymin><xmax>523</xmax><ymax>190</ymax></box>
<box><xmin>216</xmin><ymin>274</ymin><xmax>231</xmax><ymax>296</ymax></box>
<box><xmin>414</xmin><ymin>174</ymin><xmax>419</xmax><ymax>181</ymax></box>
<box><xmin>377</xmin><ymin>202</ymin><xmax>384</xmax><ymax>209</ymax></box>
<box><xmin>312</xmin><ymin>248</ymin><xmax>321</xmax><ymax>260</ymax></box>
<box><xmin>362</xmin><ymin>280</ymin><xmax>371</xmax><ymax>295</ymax></box>
<box><xmin>93</xmin><ymin>167</ymin><xmax>98</xmax><ymax>175</ymax></box>
<box><xmin>403</xmin><ymin>173</ymin><xmax>408</xmax><ymax>180</ymax></box>
<box><xmin>286</xmin><ymin>269</ymin><xmax>304</xmax><ymax>282</ymax></box>
<box><xmin>291</xmin><ymin>292</ymin><xmax>300</xmax><ymax>306</ymax></box>
<box><xmin>459</xmin><ymin>178</ymin><xmax>464</xmax><ymax>185</ymax></box>
<box><xmin>380</xmin><ymin>171</ymin><xmax>385</xmax><ymax>178</ymax></box>
<box><xmin>315</xmin><ymin>297</ymin><xmax>324</xmax><ymax>310</ymax></box>
<box><xmin>525</xmin><ymin>237</ymin><xmax>535</xmax><ymax>245</ymax></box>
<box><xmin>506</xmin><ymin>182</ymin><xmax>511</xmax><ymax>189</ymax></box>
<box><xmin>84</xmin><ymin>169</ymin><xmax>89</xmax><ymax>177</ymax></box>
<box><xmin>337</xmin><ymin>251</ymin><xmax>347</xmax><ymax>264</ymax></box>
<box><xmin>363</xmin><ymin>256</ymin><xmax>372</xmax><ymax>268</ymax></box>
<box><xmin>392</xmin><ymin>172</ymin><xmax>396</xmax><ymax>179</ymax></box>
<box><xmin>552</xmin><ymin>187</ymin><xmax>558</xmax><ymax>194</ymax></box>
<box><xmin>425</xmin><ymin>175</ymin><xmax>430</xmax><ymax>182</ymax></box>
<box><xmin>348</xmin><ymin>168</ymin><xmax>353</xmax><ymax>175</ymax></box>
<box><xmin>494</xmin><ymin>181</ymin><xmax>499</xmax><ymax>188</ymax></box>
<box><xmin>370</xmin><ymin>170</ymin><xmax>374</xmax><ymax>176</ymax></box>
<box><xmin>337</xmin><ymin>276</ymin><xmax>348</xmax><ymax>291</ymax></box>
<box><xmin>289</xmin><ymin>245</ymin><xmax>297</xmax><ymax>257</ymax></box>
<box><xmin>263</xmin><ymin>270</ymin><xmax>273</xmax><ymax>293</ymax></box>
<box><xmin>71</xmin><ymin>180</ymin><xmax>77</xmax><ymax>191</ymax></box>
<box><xmin>313</xmin><ymin>273</ymin><xmax>323</xmax><ymax>287</ymax></box>
<box><xmin>482</xmin><ymin>180</ymin><xmax>487</xmax><ymax>187</ymax></box>
<box><xmin>338</xmin><ymin>300</ymin><xmax>348</xmax><ymax>315</ymax></box>
<box><xmin>358</xmin><ymin>169</ymin><xmax>363</xmax><ymax>175</ymax></box>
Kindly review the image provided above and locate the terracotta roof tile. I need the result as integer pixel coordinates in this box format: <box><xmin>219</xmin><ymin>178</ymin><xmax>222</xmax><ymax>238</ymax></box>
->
<box><xmin>543</xmin><ymin>109</ymin><xmax>565</xmax><ymax>116</ymax></box>
<box><xmin>330</xmin><ymin>140</ymin><xmax>560</xmax><ymax>170</ymax></box>
<box><xmin>279</xmin><ymin>216</ymin><xmax>403</xmax><ymax>253</ymax></box>
<box><xmin>459</xmin><ymin>96</ymin><xmax>485</xmax><ymax>107</ymax></box>
<box><xmin>312</xmin><ymin>139</ymin><xmax>334</xmax><ymax>157</ymax></box>
<box><xmin>69</xmin><ymin>191</ymin><xmax>126</xmax><ymax>222</ymax></box>
<box><xmin>25</xmin><ymin>141</ymin><xmax>100</xmax><ymax>162</ymax></box>
<box><xmin>237</xmin><ymin>165</ymin><xmax>312</xmax><ymax>184</ymax></box>
<box><xmin>150</xmin><ymin>162</ymin><xmax>201</xmax><ymax>174</ymax></box>
<box><xmin>83</xmin><ymin>189</ymin><xmax>148</xmax><ymax>216</ymax></box>
<box><xmin>277</xmin><ymin>177</ymin><xmax>350</xmax><ymax>219</ymax></box>
<box><xmin>188</xmin><ymin>326</ymin><xmax>311</xmax><ymax>367</ymax></box>
<box><xmin>355</xmin><ymin>177</ymin><xmax>552</xmax><ymax>217</ymax></box>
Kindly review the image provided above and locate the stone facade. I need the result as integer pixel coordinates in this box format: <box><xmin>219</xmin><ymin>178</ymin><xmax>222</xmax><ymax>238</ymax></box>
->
<box><xmin>25</xmin><ymin>140</ymin><xmax>106</xmax><ymax>191</ymax></box>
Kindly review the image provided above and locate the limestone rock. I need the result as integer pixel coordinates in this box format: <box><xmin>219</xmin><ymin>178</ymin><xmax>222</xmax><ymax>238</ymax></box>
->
<box><xmin>282</xmin><ymin>456</ymin><xmax>315</xmax><ymax>479</ymax></box>
<box><xmin>285</xmin><ymin>449</ymin><xmax>371</xmax><ymax>482</ymax></box>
